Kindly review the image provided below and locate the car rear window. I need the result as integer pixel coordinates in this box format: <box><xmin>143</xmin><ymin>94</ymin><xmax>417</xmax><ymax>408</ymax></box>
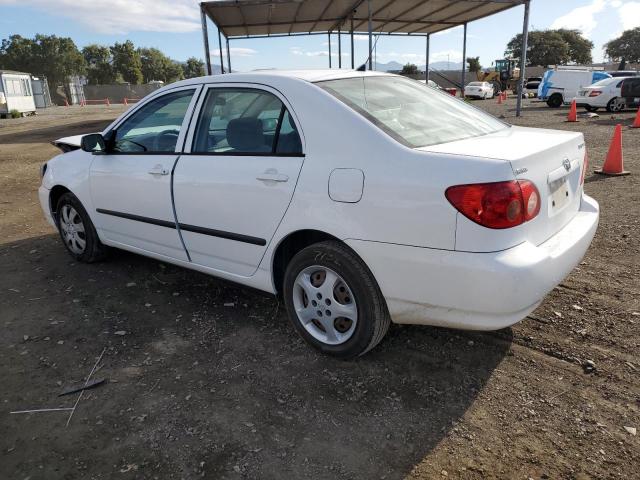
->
<box><xmin>317</xmin><ymin>76</ymin><xmax>507</xmax><ymax>148</ymax></box>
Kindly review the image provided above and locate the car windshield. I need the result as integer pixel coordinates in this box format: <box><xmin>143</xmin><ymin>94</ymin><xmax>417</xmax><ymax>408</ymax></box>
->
<box><xmin>317</xmin><ymin>76</ymin><xmax>507</xmax><ymax>148</ymax></box>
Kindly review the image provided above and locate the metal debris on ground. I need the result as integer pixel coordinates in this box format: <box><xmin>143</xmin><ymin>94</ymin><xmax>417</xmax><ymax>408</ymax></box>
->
<box><xmin>58</xmin><ymin>377</ymin><xmax>107</xmax><ymax>397</ymax></box>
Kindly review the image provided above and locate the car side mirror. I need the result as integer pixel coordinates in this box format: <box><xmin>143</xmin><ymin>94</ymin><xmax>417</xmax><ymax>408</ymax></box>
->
<box><xmin>81</xmin><ymin>133</ymin><xmax>106</xmax><ymax>153</ymax></box>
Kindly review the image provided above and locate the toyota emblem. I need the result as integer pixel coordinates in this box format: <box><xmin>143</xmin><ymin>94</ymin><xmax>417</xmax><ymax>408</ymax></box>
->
<box><xmin>562</xmin><ymin>158</ymin><xmax>571</xmax><ymax>172</ymax></box>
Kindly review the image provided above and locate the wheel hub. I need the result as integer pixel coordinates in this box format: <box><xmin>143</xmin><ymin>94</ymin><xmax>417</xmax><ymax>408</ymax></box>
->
<box><xmin>292</xmin><ymin>266</ymin><xmax>358</xmax><ymax>345</ymax></box>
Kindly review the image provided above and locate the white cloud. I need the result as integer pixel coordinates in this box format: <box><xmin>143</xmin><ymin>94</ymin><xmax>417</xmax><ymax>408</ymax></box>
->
<box><xmin>550</xmin><ymin>0</ymin><xmax>607</xmax><ymax>37</ymax></box>
<box><xmin>0</xmin><ymin>0</ymin><xmax>201</xmax><ymax>34</ymax></box>
<box><xmin>229</xmin><ymin>47</ymin><xmax>257</xmax><ymax>57</ymax></box>
<box><xmin>290</xmin><ymin>47</ymin><xmax>347</xmax><ymax>57</ymax></box>
<box><xmin>431</xmin><ymin>50</ymin><xmax>463</xmax><ymax>62</ymax></box>
<box><xmin>617</xmin><ymin>1</ymin><xmax>640</xmax><ymax>30</ymax></box>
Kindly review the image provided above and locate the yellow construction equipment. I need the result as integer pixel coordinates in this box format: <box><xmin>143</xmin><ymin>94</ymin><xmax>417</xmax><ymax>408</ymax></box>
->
<box><xmin>477</xmin><ymin>59</ymin><xmax>520</xmax><ymax>95</ymax></box>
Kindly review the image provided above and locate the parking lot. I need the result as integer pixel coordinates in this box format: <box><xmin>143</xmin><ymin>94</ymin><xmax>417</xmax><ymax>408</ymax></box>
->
<box><xmin>1</xmin><ymin>100</ymin><xmax>639</xmax><ymax>479</ymax></box>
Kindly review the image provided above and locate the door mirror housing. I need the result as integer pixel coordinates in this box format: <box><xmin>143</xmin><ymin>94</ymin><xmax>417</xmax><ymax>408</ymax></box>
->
<box><xmin>81</xmin><ymin>133</ymin><xmax>106</xmax><ymax>153</ymax></box>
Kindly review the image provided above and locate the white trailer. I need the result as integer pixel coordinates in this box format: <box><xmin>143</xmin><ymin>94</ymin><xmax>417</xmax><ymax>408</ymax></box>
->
<box><xmin>0</xmin><ymin>70</ymin><xmax>36</xmax><ymax>117</ymax></box>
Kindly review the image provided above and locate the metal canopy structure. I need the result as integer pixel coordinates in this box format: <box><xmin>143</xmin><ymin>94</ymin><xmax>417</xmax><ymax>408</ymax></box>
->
<box><xmin>200</xmin><ymin>0</ymin><xmax>531</xmax><ymax>115</ymax></box>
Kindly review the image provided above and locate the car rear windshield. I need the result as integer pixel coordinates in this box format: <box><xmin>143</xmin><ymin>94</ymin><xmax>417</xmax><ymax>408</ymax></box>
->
<box><xmin>317</xmin><ymin>76</ymin><xmax>507</xmax><ymax>148</ymax></box>
<box><xmin>591</xmin><ymin>77</ymin><xmax>619</xmax><ymax>87</ymax></box>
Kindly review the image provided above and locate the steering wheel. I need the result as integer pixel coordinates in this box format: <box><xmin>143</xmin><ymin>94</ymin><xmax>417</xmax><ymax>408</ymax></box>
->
<box><xmin>152</xmin><ymin>129</ymin><xmax>180</xmax><ymax>152</ymax></box>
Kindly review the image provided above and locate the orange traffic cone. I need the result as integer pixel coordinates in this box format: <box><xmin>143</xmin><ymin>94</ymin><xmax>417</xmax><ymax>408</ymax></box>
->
<box><xmin>631</xmin><ymin>107</ymin><xmax>640</xmax><ymax>129</ymax></box>
<box><xmin>497</xmin><ymin>92</ymin><xmax>503</xmax><ymax>104</ymax></box>
<box><xmin>566</xmin><ymin>99</ymin><xmax>578</xmax><ymax>122</ymax></box>
<box><xmin>595</xmin><ymin>124</ymin><xmax>629</xmax><ymax>176</ymax></box>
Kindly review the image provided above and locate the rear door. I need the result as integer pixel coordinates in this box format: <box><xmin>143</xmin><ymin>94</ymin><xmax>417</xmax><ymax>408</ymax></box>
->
<box><xmin>90</xmin><ymin>86</ymin><xmax>200</xmax><ymax>260</ymax></box>
<box><xmin>172</xmin><ymin>84</ymin><xmax>305</xmax><ymax>276</ymax></box>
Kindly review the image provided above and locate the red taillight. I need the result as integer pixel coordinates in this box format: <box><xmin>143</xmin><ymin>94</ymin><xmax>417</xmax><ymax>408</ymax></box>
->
<box><xmin>580</xmin><ymin>151</ymin><xmax>588</xmax><ymax>185</ymax></box>
<box><xmin>588</xmin><ymin>90</ymin><xmax>602</xmax><ymax>97</ymax></box>
<box><xmin>445</xmin><ymin>180</ymin><xmax>540</xmax><ymax>229</ymax></box>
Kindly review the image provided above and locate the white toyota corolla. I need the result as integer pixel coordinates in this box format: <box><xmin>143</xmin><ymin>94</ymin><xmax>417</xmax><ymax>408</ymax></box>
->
<box><xmin>39</xmin><ymin>70</ymin><xmax>599</xmax><ymax>358</ymax></box>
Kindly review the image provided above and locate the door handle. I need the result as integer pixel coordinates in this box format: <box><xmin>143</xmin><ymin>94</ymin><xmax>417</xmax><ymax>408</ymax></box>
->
<box><xmin>148</xmin><ymin>165</ymin><xmax>170</xmax><ymax>176</ymax></box>
<box><xmin>256</xmin><ymin>172</ymin><xmax>289</xmax><ymax>183</ymax></box>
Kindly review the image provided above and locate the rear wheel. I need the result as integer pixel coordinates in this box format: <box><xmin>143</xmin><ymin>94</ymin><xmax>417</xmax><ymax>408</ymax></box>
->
<box><xmin>547</xmin><ymin>93</ymin><xmax>563</xmax><ymax>108</ymax></box>
<box><xmin>56</xmin><ymin>192</ymin><xmax>108</xmax><ymax>263</ymax></box>
<box><xmin>606</xmin><ymin>97</ymin><xmax>624</xmax><ymax>112</ymax></box>
<box><xmin>283</xmin><ymin>241</ymin><xmax>390</xmax><ymax>358</ymax></box>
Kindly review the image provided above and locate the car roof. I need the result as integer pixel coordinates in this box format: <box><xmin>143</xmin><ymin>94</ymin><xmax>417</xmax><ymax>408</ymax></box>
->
<box><xmin>165</xmin><ymin>69</ymin><xmax>394</xmax><ymax>90</ymax></box>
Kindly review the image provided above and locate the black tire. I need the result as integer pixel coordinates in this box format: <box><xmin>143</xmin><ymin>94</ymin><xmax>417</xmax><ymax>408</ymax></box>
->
<box><xmin>547</xmin><ymin>93</ymin><xmax>563</xmax><ymax>108</ymax></box>
<box><xmin>584</xmin><ymin>105</ymin><xmax>599</xmax><ymax>112</ymax></box>
<box><xmin>283</xmin><ymin>241</ymin><xmax>390</xmax><ymax>359</ymax></box>
<box><xmin>606</xmin><ymin>97</ymin><xmax>624</xmax><ymax>113</ymax></box>
<box><xmin>55</xmin><ymin>192</ymin><xmax>108</xmax><ymax>263</ymax></box>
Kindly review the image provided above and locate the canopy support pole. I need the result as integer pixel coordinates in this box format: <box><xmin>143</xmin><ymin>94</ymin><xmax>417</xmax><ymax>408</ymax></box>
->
<box><xmin>350</xmin><ymin>16</ymin><xmax>355</xmax><ymax>69</ymax></box>
<box><xmin>217</xmin><ymin>29</ymin><xmax>225</xmax><ymax>74</ymax></box>
<box><xmin>328</xmin><ymin>32</ymin><xmax>332</xmax><ymax>68</ymax></box>
<box><xmin>425</xmin><ymin>34</ymin><xmax>430</xmax><ymax>82</ymax></box>
<box><xmin>226</xmin><ymin>36</ymin><xmax>231</xmax><ymax>73</ymax></box>
<box><xmin>201</xmin><ymin>7</ymin><xmax>212</xmax><ymax>75</ymax></box>
<box><xmin>367</xmin><ymin>0</ymin><xmax>373</xmax><ymax>70</ymax></box>
<box><xmin>516</xmin><ymin>0</ymin><xmax>530</xmax><ymax>117</ymax></box>
<box><xmin>338</xmin><ymin>27</ymin><xmax>342</xmax><ymax>68</ymax></box>
<box><xmin>461</xmin><ymin>22</ymin><xmax>467</xmax><ymax>97</ymax></box>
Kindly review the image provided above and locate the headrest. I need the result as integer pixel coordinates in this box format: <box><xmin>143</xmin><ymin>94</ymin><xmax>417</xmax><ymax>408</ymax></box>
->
<box><xmin>226</xmin><ymin>117</ymin><xmax>264</xmax><ymax>151</ymax></box>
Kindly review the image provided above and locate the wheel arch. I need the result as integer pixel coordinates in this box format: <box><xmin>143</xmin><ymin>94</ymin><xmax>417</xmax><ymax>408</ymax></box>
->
<box><xmin>271</xmin><ymin>229</ymin><xmax>344</xmax><ymax>295</ymax></box>
<box><xmin>49</xmin><ymin>185</ymin><xmax>72</xmax><ymax>224</ymax></box>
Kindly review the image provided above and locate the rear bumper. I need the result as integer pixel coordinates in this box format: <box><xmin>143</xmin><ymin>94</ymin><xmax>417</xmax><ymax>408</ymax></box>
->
<box><xmin>575</xmin><ymin>97</ymin><xmax>608</xmax><ymax>108</ymax></box>
<box><xmin>347</xmin><ymin>194</ymin><xmax>599</xmax><ymax>330</ymax></box>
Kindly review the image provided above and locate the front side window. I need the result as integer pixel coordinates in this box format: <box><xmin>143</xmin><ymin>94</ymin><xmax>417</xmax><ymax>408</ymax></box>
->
<box><xmin>192</xmin><ymin>88</ymin><xmax>302</xmax><ymax>155</ymax></box>
<box><xmin>318</xmin><ymin>76</ymin><xmax>507</xmax><ymax>148</ymax></box>
<box><xmin>113</xmin><ymin>89</ymin><xmax>195</xmax><ymax>153</ymax></box>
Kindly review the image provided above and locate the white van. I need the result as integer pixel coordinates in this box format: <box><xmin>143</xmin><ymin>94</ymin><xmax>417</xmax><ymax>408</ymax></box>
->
<box><xmin>538</xmin><ymin>68</ymin><xmax>611</xmax><ymax>108</ymax></box>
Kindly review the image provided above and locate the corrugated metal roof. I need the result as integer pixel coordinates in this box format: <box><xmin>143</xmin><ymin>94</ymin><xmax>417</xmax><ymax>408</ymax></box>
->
<box><xmin>201</xmin><ymin>0</ymin><xmax>524</xmax><ymax>38</ymax></box>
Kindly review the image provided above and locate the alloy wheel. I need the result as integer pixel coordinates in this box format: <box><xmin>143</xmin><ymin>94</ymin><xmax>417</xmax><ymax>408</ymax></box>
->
<box><xmin>59</xmin><ymin>204</ymin><xmax>86</xmax><ymax>255</ymax></box>
<box><xmin>292</xmin><ymin>266</ymin><xmax>358</xmax><ymax>345</ymax></box>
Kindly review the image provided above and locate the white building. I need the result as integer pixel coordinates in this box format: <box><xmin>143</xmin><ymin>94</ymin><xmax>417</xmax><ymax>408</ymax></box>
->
<box><xmin>0</xmin><ymin>70</ymin><xmax>36</xmax><ymax>117</ymax></box>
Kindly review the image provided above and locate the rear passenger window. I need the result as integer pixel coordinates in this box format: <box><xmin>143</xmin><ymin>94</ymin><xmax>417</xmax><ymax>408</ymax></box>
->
<box><xmin>192</xmin><ymin>88</ymin><xmax>302</xmax><ymax>155</ymax></box>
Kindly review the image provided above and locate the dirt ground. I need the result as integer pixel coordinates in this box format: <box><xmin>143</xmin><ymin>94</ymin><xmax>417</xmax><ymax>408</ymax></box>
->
<box><xmin>1</xmin><ymin>100</ymin><xmax>639</xmax><ymax>480</ymax></box>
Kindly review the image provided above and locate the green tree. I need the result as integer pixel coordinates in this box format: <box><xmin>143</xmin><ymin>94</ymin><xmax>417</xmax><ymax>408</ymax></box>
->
<box><xmin>139</xmin><ymin>47</ymin><xmax>184</xmax><ymax>83</ymax></box>
<box><xmin>82</xmin><ymin>44</ymin><xmax>116</xmax><ymax>84</ymax></box>
<box><xmin>0</xmin><ymin>34</ymin><xmax>85</xmax><ymax>87</ymax></box>
<box><xmin>183</xmin><ymin>57</ymin><xmax>205</xmax><ymax>79</ymax></box>
<box><xmin>505</xmin><ymin>29</ymin><xmax>593</xmax><ymax>66</ymax></box>
<box><xmin>400</xmin><ymin>63</ymin><xmax>418</xmax><ymax>75</ymax></box>
<box><xmin>555</xmin><ymin>29</ymin><xmax>593</xmax><ymax>64</ymax></box>
<box><xmin>111</xmin><ymin>41</ymin><xmax>143</xmax><ymax>84</ymax></box>
<box><xmin>164</xmin><ymin>60</ymin><xmax>184</xmax><ymax>83</ymax></box>
<box><xmin>605</xmin><ymin>28</ymin><xmax>640</xmax><ymax>63</ymax></box>
<box><xmin>466</xmin><ymin>56</ymin><xmax>482</xmax><ymax>72</ymax></box>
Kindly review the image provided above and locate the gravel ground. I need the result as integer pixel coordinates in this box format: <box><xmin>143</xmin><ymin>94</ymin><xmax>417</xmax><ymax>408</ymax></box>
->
<box><xmin>0</xmin><ymin>100</ymin><xmax>639</xmax><ymax>480</ymax></box>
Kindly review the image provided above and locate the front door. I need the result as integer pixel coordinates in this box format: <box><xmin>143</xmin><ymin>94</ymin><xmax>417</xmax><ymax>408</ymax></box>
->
<box><xmin>90</xmin><ymin>86</ymin><xmax>199</xmax><ymax>260</ymax></box>
<box><xmin>173</xmin><ymin>85</ymin><xmax>305</xmax><ymax>276</ymax></box>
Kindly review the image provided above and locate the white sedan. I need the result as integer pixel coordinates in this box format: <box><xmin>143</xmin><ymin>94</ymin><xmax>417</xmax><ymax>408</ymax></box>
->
<box><xmin>39</xmin><ymin>70</ymin><xmax>599</xmax><ymax>358</ymax></box>
<box><xmin>464</xmin><ymin>81</ymin><xmax>495</xmax><ymax>99</ymax></box>
<box><xmin>575</xmin><ymin>76</ymin><xmax>631</xmax><ymax>112</ymax></box>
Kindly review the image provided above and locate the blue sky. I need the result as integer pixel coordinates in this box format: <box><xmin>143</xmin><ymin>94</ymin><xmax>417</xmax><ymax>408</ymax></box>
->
<box><xmin>1</xmin><ymin>0</ymin><xmax>638</xmax><ymax>70</ymax></box>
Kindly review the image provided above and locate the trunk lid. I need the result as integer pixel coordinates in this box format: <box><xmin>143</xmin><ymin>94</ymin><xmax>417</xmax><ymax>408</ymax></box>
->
<box><xmin>420</xmin><ymin>126</ymin><xmax>586</xmax><ymax>247</ymax></box>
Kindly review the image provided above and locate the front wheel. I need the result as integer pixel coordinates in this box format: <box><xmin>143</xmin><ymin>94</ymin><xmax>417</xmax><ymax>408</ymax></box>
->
<box><xmin>56</xmin><ymin>192</ymin><xmax>108</xmax><ymax>263</ymax></box>
<box><xmin>283</xmin><ymin>241</ymin><xmax>390</xmax><ymax>358</ymax></box>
